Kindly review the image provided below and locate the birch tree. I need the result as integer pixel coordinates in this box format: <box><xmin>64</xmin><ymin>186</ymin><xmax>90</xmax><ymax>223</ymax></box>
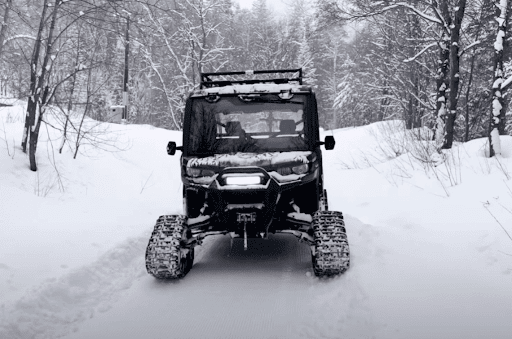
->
<box><xmin>443</xmin><ymin>0</ymin><xmax>467</xmax><ymax>149</ymax></box>
<box><xmin>489</xmin><ymin>0</ymin><xmax>509</xmax><ymax>157</ymax></box>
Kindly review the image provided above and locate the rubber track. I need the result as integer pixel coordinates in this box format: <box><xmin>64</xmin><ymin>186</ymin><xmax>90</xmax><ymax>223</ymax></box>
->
<box><xmin>320</xmin><ymin>189</ymin><xmax>328</xmax><ymax>211</ymax></box>
<box><xmin>312</xmin><ymin>211</ymin><xmax>350</xmax><ymax>276</ymax></box>
<box><xmin>145</xmin><ymin>215</ymin><xmax>188</xmax><ymax>279</ymax></box>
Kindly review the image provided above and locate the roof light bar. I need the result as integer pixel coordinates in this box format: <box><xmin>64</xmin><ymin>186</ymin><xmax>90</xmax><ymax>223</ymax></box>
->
<box><xmin>200</xmin><ymin>69</ymin><xmax>303</xmax><ymax>88</ymax></box>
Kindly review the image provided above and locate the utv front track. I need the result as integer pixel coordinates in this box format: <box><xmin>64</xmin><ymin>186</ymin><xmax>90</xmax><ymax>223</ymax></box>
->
<box><xmin>145</xmin><ymin>215</ymin><xmax>194</xmax><ymax>279</ymax></box>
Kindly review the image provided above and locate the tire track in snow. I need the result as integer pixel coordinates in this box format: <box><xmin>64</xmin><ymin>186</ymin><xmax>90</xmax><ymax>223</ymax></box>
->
<box><xmin>0</xmin><ymin>234</ymin><xmax>151</xmax><ymax>339</ymax></box>
<box><xmin>64</xmin><ymin>228</ymin><xmax>380</xmax><ymax>339</ymax></box>
<box><xmin>0</xmin><ymin>217</ymin><xmax>381</xmax><ymax>339</ymax></box>
<box><xmin>145</xmin><ymin>234</ymin><xmax>314</xmax><ymax>339</ymax></box>
<box><xmin>297</xmin><ymin>215</ymin><xmax>384</xmax><ymax>339</ymax></box>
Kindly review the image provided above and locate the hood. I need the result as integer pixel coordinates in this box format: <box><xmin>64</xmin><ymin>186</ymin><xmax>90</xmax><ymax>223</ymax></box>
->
<box><xmin>186</xmin><ymin>151</ymin><xmax>312</xmax><ymax>168</ymax></box>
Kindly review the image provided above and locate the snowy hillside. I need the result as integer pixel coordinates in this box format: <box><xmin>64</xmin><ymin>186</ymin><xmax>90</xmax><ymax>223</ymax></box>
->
<box><xmin>1</xmin><ymin>101</ymin><xmax>512</xmax><ymax>339</ymax></box>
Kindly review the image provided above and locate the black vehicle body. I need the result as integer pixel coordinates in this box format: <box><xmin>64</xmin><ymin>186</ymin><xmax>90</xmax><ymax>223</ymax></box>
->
<box><xmin>146</xmin><ymin>69</ymin><xmax>348</xmax><ymax>278</ymax></box>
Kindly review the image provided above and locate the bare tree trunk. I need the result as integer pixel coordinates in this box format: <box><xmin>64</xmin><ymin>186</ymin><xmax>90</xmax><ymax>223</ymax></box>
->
<box><xmin>406</xmin><ymin>96</ymin><xmax>413</xmax><ymax>129</ymax></box>
<box><xmin>443</xmin><ymin>0</ymin><xmax>467</xmax><ymax>149</ymax></box>
<box><xmin>0</xmin><ymin>0</ymin><xmax>12</xmax><ymax>60</ymax></box>
<box><xmin>465</xmin><ymin>52</ymin><xmax>476</xmax><ymax>142</ymax></box>
<box><xmin>405</xmin><ymin>13</ymin><xmax>415</xmax><ymax>130</ymax></box>
<box><xmin>379</xmin><ymin>18</ymin><xmax>392</xmax><ymax>122</ymax></box>
<box><xmin>489</xmin><ymin>0</ymin><xmax>509</xmax><ymax>157</ymax></box>
<box><xmin>60</xmin><ymin>44</ymin><xmax>80</xmax><ymax>154</ymax></box>
<box><xmin>28</xmin><ymin>0</ymin><xmax>59</xmax><ymax>171</ymax></box>
<box><xmin>22</xmin><ymin>0</ymin><xmax>49</xmax><ymax>153</ymax></box>
<box><xmin>74</xmin><ymin>63</ymin><xmax>95</xmax><ymax>159</ymax></box>
<box><xmin>414</xmin><ymin>75</ymin><xmax>421</xmax><ymax>128</ymax></box>
<box><xmin>379</xmin><ymin>83</ymin><xmax>388</xmax><ymax>122</ymax></box>
<box><xmin>123</xmin><ymin>16</ymin><xmax>129</xmax><ymax>121</ymax></box>
<box><xmin>411</xmin><ymin>13</ymin><xmax>421</xmax><ymax>129</ymax></box>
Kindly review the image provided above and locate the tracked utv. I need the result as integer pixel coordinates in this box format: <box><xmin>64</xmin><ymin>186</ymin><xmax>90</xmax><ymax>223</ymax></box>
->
<box><xmin>145</xmin><ymin>69</ymin><xmax>350</xmax><ymax>278</ymax></box>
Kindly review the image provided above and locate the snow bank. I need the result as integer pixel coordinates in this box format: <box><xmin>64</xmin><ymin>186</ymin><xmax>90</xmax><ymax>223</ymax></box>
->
<box><xmin>0</xmin><ymin>102</ymin><xmax>183</xmax><ymax>305</ymax></box>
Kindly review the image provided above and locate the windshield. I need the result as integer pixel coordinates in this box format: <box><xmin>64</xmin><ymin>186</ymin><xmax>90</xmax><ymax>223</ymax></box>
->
<box><xmin>187</xmin><ymin>94</ymin><xmax>309</xmax><ymax>155</ymax></box>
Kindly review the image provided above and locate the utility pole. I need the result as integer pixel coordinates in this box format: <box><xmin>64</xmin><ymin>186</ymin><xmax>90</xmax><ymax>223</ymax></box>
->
<box><xmin>122</xmin><ymin>15</ymin><xmax>130</xmax><ymax>123</ymax></box>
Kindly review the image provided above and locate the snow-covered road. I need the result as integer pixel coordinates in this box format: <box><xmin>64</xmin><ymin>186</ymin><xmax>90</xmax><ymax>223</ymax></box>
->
<box><xmin>1</xmin><ymin>104</ymin><xmax>512</xmax><ymax>338</ymax></box>
<box><xmin>64</xmin><ymin>218</ymin><xmax>511</xmax><ymax>339</ymax></box>
<box><xmin>5</xmin><ymin>211</ymin><xmax>511</xmax><ymax>339</ymax></box>
<box><xmin>65</xmin><ymin>232</ymin><xmax>373</xmax><ymax>339</ymax></box>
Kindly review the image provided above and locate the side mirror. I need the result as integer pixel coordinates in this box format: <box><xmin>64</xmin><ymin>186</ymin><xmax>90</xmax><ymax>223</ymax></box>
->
<box><xmin>167</xmin><ymin>141</ymin><xmax>177</xmax><ymax>155</ymax></box>
<box><xmin>324</xmin><ymin>136</ymin><xmax>335</xmax><ymax>150</ymax></box>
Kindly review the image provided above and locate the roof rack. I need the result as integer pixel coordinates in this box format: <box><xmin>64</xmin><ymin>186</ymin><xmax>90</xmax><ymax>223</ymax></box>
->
<box><xmin>200</xmin><ymin>69</ymin><xmax>303</xmax><ymax>89</ymax></box>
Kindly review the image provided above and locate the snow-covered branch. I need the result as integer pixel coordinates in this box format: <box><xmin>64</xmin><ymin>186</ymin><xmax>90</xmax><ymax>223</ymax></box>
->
<box><xmin>403</xmin><ymin>42</ymin><xmax>437</xmax><ymax>63</ymax></box>
<box><xmin>350</xmin><ymin>2</ymin><xmax>442</xmax><ymax>25</ymax></box>
<box><xmin>458</xmin><ymin>40</ymin><xmax>481</xmax><ymax>57</ymax></box>
<box><xmin>3</xmin><ymin>34</ymin><xmax>36</xmax><ymax>45</ymax></box>
<box><xmin>501</xmin><ymin>75</ymin><xmax>512</xmax><ymax>91</ymax></box>
<box><xmin>382</xmin><ymin>3</ymin><xmax>441</xmax><ymax>24</ymax></box>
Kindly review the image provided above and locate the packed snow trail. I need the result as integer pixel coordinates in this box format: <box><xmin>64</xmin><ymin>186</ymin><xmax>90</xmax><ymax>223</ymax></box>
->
<box><xmin>0</xmin><ymin>218</ymin><xmax>378</xmax><ymax>339</ymax></box>
<box><xmin>4</xmin><ymin>212</ymin><xmax>510</xmax><ymax>339</ymax></box>
<box><xmin>64</xmin><ymin>223</ymin><xmax>378</xmax><ymax>339</ymax></box>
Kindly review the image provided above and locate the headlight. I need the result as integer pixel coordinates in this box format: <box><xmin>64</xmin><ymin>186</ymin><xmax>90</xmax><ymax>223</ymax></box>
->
<box><xmin>292</xmin><ymin>164</ymin><xmax>308</xmax><ymax>175</ymax></box>
<box><xmin>186</xmin><ymin>168</ymin><xmax>215</xmax><ymax>177</ymax></box>
<box><xmin>277</xmin><ymin>164</ymin><xmax>309</xmax><ymax>176</ymax></box>
<box><xmin>225</xmin><ymin>176</ymin><xmax>261</xmax><ymax>185</ymax></box>
<box><xmin>277</xmin><ymin>167</ymin><xmax>292</xmax><ymax>176</ymax></box>
<box><xmin>201</xmin><ymin>169</ymin><xmax>215</xmax><ymax>177</ymax></box>
<box><xmin>186</xmin><ymin>167</ymin><xmax>202</xmax><ymax>177</ymax></box>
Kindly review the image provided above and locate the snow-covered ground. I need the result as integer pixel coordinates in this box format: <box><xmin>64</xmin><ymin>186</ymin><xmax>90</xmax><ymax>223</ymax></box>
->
<box><xmin>1</xmin><ymin>100</ymin><xmax>511</xmax><ymax>339</ymax></box>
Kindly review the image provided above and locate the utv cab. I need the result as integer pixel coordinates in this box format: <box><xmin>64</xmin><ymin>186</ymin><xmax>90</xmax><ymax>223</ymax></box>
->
<box><xmin>145</xmin><ymin>69</ymin><xmax>350</xmax><ymax>278</ymax></box>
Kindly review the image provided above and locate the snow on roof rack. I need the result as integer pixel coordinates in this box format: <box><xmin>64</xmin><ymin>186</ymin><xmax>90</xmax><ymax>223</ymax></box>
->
<box><xmin>200</xmin><ymin>69</ymin><xmax>303</xmax><ymax>89</ymax></box>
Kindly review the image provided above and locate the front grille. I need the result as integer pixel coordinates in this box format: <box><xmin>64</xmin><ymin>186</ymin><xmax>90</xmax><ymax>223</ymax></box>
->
<box><xmin>222</xmin><ymin>190</ymin><xmax>266</xmax><ymax>205</ymax></box>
